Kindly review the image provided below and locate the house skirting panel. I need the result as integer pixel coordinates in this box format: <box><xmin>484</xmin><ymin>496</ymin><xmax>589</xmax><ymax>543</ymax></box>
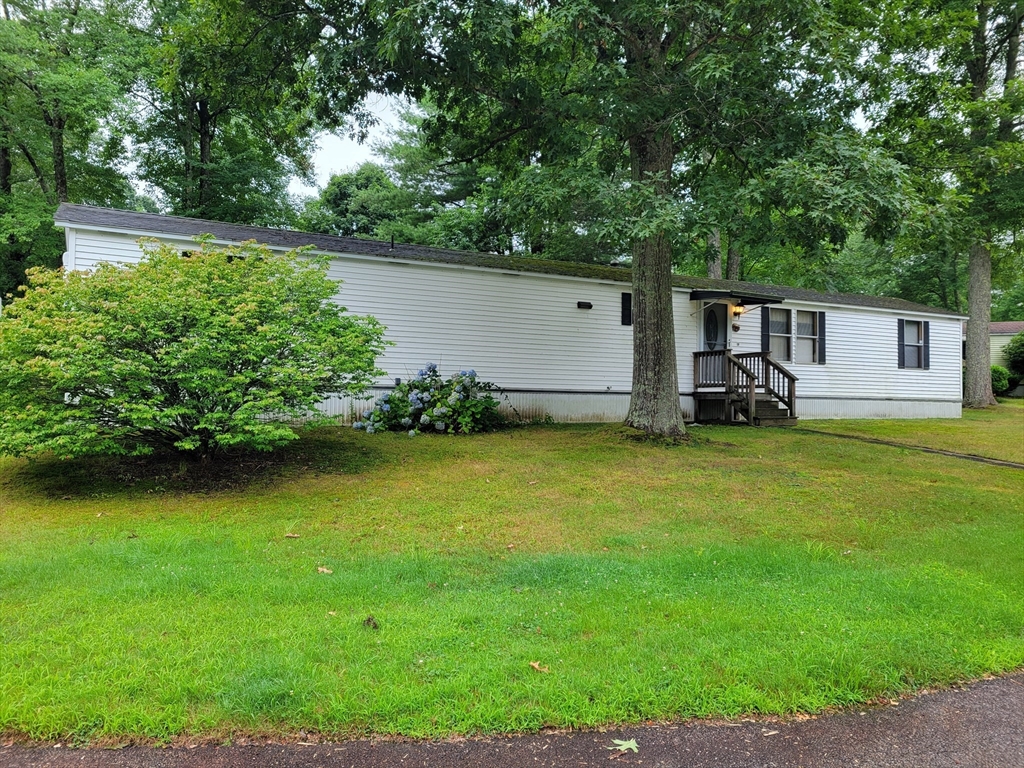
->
<box><xmin>315</xmin><ymin>390</ymin><xmax>697</xmax><ymax>425</ymax></box>
<box><xmin>796</xmin><ymin>397</ymin><xmax>962</xmax><ymax>420</ymax></box>
<box><xmin>301</xmin><ymin>392</ymin><xmax>961</xmax><ymax>425</ymax></box>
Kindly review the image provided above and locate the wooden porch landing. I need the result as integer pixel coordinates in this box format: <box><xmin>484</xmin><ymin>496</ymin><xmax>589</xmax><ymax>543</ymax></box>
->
<box><xmin>693</xmin><ymin>350</ymin><xmax>798</xmax><ymax>426</ymax></box>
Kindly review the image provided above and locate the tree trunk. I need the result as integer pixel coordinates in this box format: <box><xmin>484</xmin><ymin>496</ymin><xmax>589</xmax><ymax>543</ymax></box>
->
<box><xmin>624</xmin><ymin>128</ymin><xmax>687</xmax><ymax>436</ymax></box>
<box><xmin>964</xmin><ymin>239</ymin><xmax>997</xmax><ymax>407</ymax></box>
<box><xmin>706</xmin><ymin>228</ymin><xmax>722</xmax><ymax>278</ymax></box>
<box><xmin>43</xmin><ymin>112</ymin><xmax>68</xmax><ymax>203</ymax></box>
<box><xmin>726</xmin><ymin>238</ymin><xmax>741</xmax><ymax>281</ymax></box>
<box><xmin>198</xmin><ymin>99</ymin><xmax>213</xmax><ymax>213</ymax></box>
<box><xmin>0</xmin><ymin>143</ymin><xmax>11</xmax><ymax>197</ymax></box>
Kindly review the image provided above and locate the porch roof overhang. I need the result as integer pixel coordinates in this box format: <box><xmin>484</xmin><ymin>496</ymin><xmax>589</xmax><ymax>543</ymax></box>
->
<box><xmin>688</xmin><ymin>290</ymin><xmax>785</xmax><ymax>307</ymax></box>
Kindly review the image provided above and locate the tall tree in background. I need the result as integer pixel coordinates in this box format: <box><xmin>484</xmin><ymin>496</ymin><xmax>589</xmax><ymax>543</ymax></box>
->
<box><xmin>868</xmin><ymin>0</ymin><xmax>1024</xmax><ymax>407</ymax></box>
<box><xmin>131</xmin><ymin>0</ymin><xmax>321</xmax><ymax>224</ymax></box>
<box><xmin>0</xmin><ymin>0</ymin><xmax>135</xmax><ymax>296</ymax></box>
<box><xmin>293</xmin><ymin>0</ymin><xmax>865</xmax><ymax>436</ymax></box>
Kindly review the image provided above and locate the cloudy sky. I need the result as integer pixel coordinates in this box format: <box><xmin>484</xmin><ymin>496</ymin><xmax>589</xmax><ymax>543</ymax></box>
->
<box><xmin>289</xmin><ymin>95</ymin><xmax>407</xmax><ymax>197</ymax></box>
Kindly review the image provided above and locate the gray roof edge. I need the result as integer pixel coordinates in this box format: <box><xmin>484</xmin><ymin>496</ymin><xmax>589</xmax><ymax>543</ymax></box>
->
<box><xmin>55</xmin><ymin>203</ymin><xmax>965</xmax><ymax>319</ymax></box>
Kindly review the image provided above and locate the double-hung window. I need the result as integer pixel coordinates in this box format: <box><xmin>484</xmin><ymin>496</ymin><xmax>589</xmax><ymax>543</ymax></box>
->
<box><xmin>768</xmin><ymin>308</ymin><xmax>792</xmax><ymax>361</ymax></box>
<box><xmin>762</xmin><ymin>307</ymin><xmax>826</xmax><ymax>364</ymax></box>
<box><xmin>898</xmin><ymin>319</ymin><xmax>930</xmax><ymax>369</ymax></box>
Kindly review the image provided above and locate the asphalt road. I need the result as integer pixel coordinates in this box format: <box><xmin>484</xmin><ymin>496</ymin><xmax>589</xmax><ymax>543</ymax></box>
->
<box><xmin>2</xmin><ymin>673</ymin><xmax>1021</xmax><ymax>768</ymax></box>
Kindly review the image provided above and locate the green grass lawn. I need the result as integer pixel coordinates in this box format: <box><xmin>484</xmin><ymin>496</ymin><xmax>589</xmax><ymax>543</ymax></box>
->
<box><xmin>1</xmin><ymin>415</ymin><xmax>1022</xmax><ymax>743</ymax></box>
<box><xmin>804</xmin><ymin>399</ymin><xmax>1024</xmax><ymax>464</ymax></box>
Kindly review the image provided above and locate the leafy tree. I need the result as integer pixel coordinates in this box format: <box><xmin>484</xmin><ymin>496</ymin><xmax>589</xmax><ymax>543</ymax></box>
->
<box><xmin>291</xmin><ymin>0</ymin><xmax>865</xmax><ymax>435</ymax></box>
<box><xmin>866</xmin><ymin>0</ymin><xmax>1024</xmax><ymax>407</ymax></box>
<box><xmin>130</xmin><ymin>0</ymin><xmax>321</xmax><ymax>224</ymax></box>
<box><xmin>0</xmin><ymin>0</ymin><xmax>137</xmax><ymax>297</ymax></box>
<box><xmin>0</xmin><ymin>240</ymin><xmax>386</xmax><ymax>460</ymax></box>
<box><xmin>298</xmin><ymin>162</ymin><xmax>420</xmax><ymax>238</ymax></box>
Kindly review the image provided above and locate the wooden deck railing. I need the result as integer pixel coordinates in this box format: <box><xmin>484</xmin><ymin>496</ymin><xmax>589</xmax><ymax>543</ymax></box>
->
<box><xmin>693</xmin><ymin>349</ymin><xmax>758</xmax><ymax>423</ymax></box>
<box><xmin>693</xmin><ymin>350</ymin><xmax>798</xmax><ymax>421</ymax></box>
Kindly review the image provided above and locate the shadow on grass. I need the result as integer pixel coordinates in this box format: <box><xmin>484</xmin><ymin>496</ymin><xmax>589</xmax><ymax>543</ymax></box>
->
<box><xmin>6</xmin><ymin>427</ymin><xmax>391</xmax><ymax>499</ymax></box>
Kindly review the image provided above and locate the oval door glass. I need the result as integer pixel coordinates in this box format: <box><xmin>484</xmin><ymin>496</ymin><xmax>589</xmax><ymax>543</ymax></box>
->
<box><xmin>704</xmin><ymin>304</ymin><xmax>726</xmax><ymax>350</ymax></box>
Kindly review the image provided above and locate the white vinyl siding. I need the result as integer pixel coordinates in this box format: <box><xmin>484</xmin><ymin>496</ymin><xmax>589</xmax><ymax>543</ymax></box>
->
<box><xmin>730</xmin><ymin>301</ymin><xmax>961</xmax><ymax>407</ymax></box>
<box><xmin>62</xmin><ymin>224</ymin><xmax>964</xmax><ymax>420</ymax></box>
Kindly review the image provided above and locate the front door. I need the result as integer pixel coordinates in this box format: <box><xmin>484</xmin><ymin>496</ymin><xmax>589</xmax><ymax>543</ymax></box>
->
<box><xmin>703</xmin><ymin>302</ymin><xmax>728</xmax><ymax>351</ymax></box>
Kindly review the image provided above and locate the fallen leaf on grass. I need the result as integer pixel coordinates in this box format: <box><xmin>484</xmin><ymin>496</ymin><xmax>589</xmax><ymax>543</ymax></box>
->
<box><xmin>285</xmin><ymin>533</ymin><xmax>300</xmax><ymax>539</ymax></box>
<box><xmin>327</xmin><ymin>611</ymin><xmax>336</xmax><ymax>617</ymax></box>
<box><xmin>317</xmin><ymin>566</ymin><xmax>333</xmax><ymax>574</ymax></box>
<box><xmin>606</xmin><ymin>739</ymin><xmax>638</xmax><ymax>753</ymax></box>
<box><xmin>529</xmin><ymin>661</ymin><xmax>549</xmax><ymax>673</ymax></box>
<box><xmin>528</xmin><ymin>481</ymin><xmax>538</xmax><ymax>485</ymax></box>
<box><xmin>762</xmin><ymin>729</ymin><xmax>779</xmax><ymax>736</ymax></box>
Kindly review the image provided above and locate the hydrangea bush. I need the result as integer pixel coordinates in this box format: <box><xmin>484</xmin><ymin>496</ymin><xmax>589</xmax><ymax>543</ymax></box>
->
<box><xmin>354</xmin><ymin>363</ymin><xmax>504</xmax><ymax>435</ymax></box>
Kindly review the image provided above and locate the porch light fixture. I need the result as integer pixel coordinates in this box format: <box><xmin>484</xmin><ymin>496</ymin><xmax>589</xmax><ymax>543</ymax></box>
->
<box><xmin>732</xmin><ymin>305</ymin><xmax>746</xmax><ymax>317</ymax></box>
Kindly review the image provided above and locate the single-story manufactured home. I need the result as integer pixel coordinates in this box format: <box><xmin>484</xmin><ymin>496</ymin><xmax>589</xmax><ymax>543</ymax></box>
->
<box><xmin>54</xmin><ymin>203</ymin><xmax>965</xmax><ymax>423</ymax></box>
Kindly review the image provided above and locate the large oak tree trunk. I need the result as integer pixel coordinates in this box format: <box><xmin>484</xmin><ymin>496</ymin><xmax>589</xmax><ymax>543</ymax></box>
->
<box><xmin>964</xmin><ymin>240</ymin><xmax>997</xmax><ymax>407</ymax></box>
<box><xmin>624</xmin><ymin>128</ymin><xmax>687</xmax><ymax>436</ymax></box>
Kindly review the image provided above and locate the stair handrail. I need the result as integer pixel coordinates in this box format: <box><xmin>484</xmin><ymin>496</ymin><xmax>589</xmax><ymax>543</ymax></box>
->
<box><xmin>724</xmin><ymin>351</ymin><xmax>757</xmax><ymax>424</ymax></box>
<box><xmin>761</xmin><ymin>354</ymin><xmax>798</xmax><ymax>419</ymax></box>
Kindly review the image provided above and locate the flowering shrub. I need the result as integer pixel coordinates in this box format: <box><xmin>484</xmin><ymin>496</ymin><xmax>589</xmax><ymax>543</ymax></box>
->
<box><xmin>353</xmin><ymin>363</ymin><xmax>504</xmax><ymax>435</ymax></box>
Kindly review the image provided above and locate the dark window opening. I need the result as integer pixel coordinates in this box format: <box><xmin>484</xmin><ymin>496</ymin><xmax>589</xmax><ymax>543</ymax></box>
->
<box><xmin>621</xmin><ymin>293</ymin><xmax>632</xmax><ymax>326</ymax></box>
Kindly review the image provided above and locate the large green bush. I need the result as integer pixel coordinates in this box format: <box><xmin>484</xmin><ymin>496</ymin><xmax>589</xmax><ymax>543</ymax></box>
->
<box><xmin>0</xmin><ymin>240</ymin><xmax>387</xmax><ymax>460</ymax></box>
<box><xmin>991</xmin><ymin>365</ymin><xmax>1010</xmax><ymax>395</ymax></box>
<box><xmin>1003</xmin><ymin>331</ymin><xmax>1024</xmax><ymax>378</ymax></box>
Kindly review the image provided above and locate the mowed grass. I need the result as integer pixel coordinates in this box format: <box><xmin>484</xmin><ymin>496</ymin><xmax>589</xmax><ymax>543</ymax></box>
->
<box><xmin>805</xmin><ymin>399</ymin><xmax>1024</xmax><ymax>464</ymax></box>
<box><xmin>0</xmin><ymin>419</ymin><xmax>1022</xmax><ymax>742</ymax></box>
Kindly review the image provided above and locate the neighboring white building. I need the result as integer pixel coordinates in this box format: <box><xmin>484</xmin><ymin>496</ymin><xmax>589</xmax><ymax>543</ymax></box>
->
<box><xmin>54</xmin><ymin>204</ymin><xmax>965</xmax><ymax>423</ymax></box>
<box><xmin>990</xmin><ymin>321</ymin><xmax>1024</xmax><ymax>368</ymax></box>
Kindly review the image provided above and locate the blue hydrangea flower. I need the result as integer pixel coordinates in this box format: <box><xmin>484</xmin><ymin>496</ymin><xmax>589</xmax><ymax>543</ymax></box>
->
<box><xmin>381</xmin><ymin>404</ymin><xmax>390</xmax><ymax>412</ymax></box>
<box><xmin>363</xmin><ymin>410</ymin><xmax>372</xmax><ymax>418</ymax></box>
<box><xmin>400</xmin><ymin>417</ymin><xmax>412</xmax><ymax>427</ymax></box>
<box><xmin>422</xmin><ymin>393</ymin><xmax>431</xmax><ymax>401</ymax></box>
<box><xmin>427</xmin><ymin>362</ymin><xmax>438</xmax><ymax>372</ymax></box>
<box><xmin>353</xmin><ymin>421</ymin><xmax>364</xmax><ymax>430</ymax></box>
<box><xmin>468</xmin><ymin>369</ymin><xmax>476</xmax><ymax>377</ymax></box>
<box><xmin>455</xmin><ymin>384</ymin><xmax>463</xmax><ymax>392</ymax></box>
<box><xmin>408</xmin><ymin>430</ymin><xmax>416</xmax><ymax>436</ymax></box>
<box><xmin>434</xmin><ymin>421</ymin><xmax>445</xmax><ymax>431</ymax></box>
<box><xmin>366</xmin><ymin>425</ymin><xmax>375</xmax><ymax>434</ymax></box>
<box><xmin>420</xmin><ymin>414</ymin><xmax>431</xmax><ymax>425</ymax></box>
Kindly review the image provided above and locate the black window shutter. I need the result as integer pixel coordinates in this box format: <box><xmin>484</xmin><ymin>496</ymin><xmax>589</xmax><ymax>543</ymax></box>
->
<box><xmin>897</xmin><ymin>318</ymin><xmax>906</xmax><ymax>368</ymax></box>
<box><xmin>923</xmin><ymin>321</ymin><xmax>930</xmax><ymax>369</ymax></box>
<box><xmin>761</xmin><ymin>306</ymin><xmax>770</xmax><ymax>353</ymax></box>
<box><xmin>621</xmin><ymin>293</ymin><xmax>632</xmax><ymax>326</ymax></box>
<box><xmin>817</xmin><ymin>311</ymin><xmax>826</xmax><ymax>364</ymax></box>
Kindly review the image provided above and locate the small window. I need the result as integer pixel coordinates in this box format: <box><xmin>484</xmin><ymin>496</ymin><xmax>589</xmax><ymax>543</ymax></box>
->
<box><xmin>898</xmin><ymin>318</ymin><xmax>930</xmax><ymax>370</ymax></box>
<box><xmin>621</xmin><ymin>293</ymin><xmax>632</xmax><ymax>326</ymax></box>
<box><xmin>796</xmin><ymin>310</ymin><xmax>818</xmax><ymax>363</ymax></box>
<box><xmin>769</xmin><ymin>307</ymin><xmax>791</xmax><ymax>361</ymax></box>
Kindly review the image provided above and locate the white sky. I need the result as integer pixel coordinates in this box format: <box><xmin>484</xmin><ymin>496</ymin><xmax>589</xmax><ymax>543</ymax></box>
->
<box><xmin>289</xmin><ymin>95</ymin><xmax>408</xmax><ymax>197</ymax></box>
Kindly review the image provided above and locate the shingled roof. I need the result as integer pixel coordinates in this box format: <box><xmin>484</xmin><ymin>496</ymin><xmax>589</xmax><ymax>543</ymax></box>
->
<box><xmin>991</xmin><ymin>321</ymin><xmax>1024</xmax><ymax>334</ymax></box>
<box><xmin>55</xmin><ymin>203</ymin><xmax>963</xmax><ymax>317</ymax></box>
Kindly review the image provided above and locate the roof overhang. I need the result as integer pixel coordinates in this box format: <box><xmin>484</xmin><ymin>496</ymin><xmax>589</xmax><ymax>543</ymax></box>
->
<box><xmin>688</xmin><ymin>290</ymin><xmax>784</xmax><ymax>306</ymax></box>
